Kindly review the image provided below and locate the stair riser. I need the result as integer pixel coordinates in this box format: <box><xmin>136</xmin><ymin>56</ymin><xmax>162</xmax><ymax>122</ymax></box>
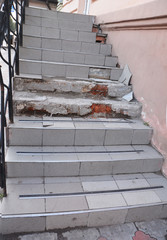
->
<box><xmin>19</xmin><ymin>61</ymin><xmax>121</xmax><ymax>80</ymax></box>
<box><xmin>13</xmin><ymin>78</ymin><xmax>132</xmax><ymax>99</ymax></box>
<box><xmin>6</xmin><ymin>157</ymin><xmax>163</xmax><ymax>178</ymax></box>
<box><xmin>7</xmin><ymin>128</ymin><xmax>152</xmax><ymax>147</ymax></box>
<box><xmin>20</xmin><ymin>47</ymin><xmax>118</xmax><ymax>67</ymax></box>
<box><xmin>25</xmin><ymin>16</ymin><xmax>93</xmax><ymax>32</ymax></box>
<box><xmin>23</xmin><ymin>36</ymin><xmax>112</xmax><ymax>55</ymax></box>
<box><xmin>2</xmin><ymin>204</ymin><xmax>166</xmax><ymax>234</ymax></box>
<box><xmin>25</xmin><ymin>7</ymin><xmax>95</xmax><ymax>23</ymax></box>
<box><xmin>23</xmin><ymin>25</ymin><xmax>96</xmax><ymax>43</ymax></box>
<box><xmin>13</xmin><ymin>98</ymin><xmax>141</xmax><ymax>118</ymax></box>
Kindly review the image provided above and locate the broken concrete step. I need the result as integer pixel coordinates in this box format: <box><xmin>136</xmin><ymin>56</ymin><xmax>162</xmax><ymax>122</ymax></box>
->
<box><xmin>2</xmin><ymin>174</ymin><xmax>167</xmax><ymax>234</ymax></box>
<box><xmin>19</xmin><ymin>60</ymin><xmax>122</xmax><ymax>80</ymax></box>
<box><xmin>23</xmin><ymin>24</ymin><xmax>97</xmax><ymax>43</ymax></box>
<box><xmin>7</xmin><ymin>117</ymin><xmax>151</xmax><ymax>147</ymax></box>
<box><xmin>19</xmin><ymin>47</ymin><xmax>118</xmax><ymax>67</ymax></box>
<box><xmin>25</xmin><ymin>15</ymin><xmax>93</xmax><ymax>32</ymax></box>
<box><xmin>89</xmin><ymin>67</ymin><xmax>122</xmax><ymax>80</ymax></box>
<box><xmin>6</xmin><ymin>145</ymin><xmax>163</xmax><ymax>177</ymax></box>
<box><xmin>25</xmin><ymin>7</ymin><xmax>95</xmax><ymax>23</ymax></box>
<box><xmin>14</xmin><ymin>77</ymin><xmax>132</xmax><ymax>99</ymax></box>
<box><xmin>23</xmin><ymin>36</ymin><xmax>112</xmax><ymax>55</ymax></box>
<box><xmin>13</xmin><ymin>91</ymin><xmax>141</xmax><ymax>118</ymax></box>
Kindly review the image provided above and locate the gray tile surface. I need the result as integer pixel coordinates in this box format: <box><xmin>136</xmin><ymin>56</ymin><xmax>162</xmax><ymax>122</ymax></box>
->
<box><xmin>104</xmin><ymin>129</ymin><xmax>133</xmax><ymax>145</ymax></box>
<box><xmin>61</xmin><ymin>30</ymin><xmax>78</xmax><ymax>41</ymax></box>
<box><xmin>75</xmin><ymin>129</ymin><xmax>105</xmax><ymax>146</ymax></box>
<box><xmin>78</xmin><ymin>32</ymin><xmax>96</xmax><ymax>43</ymax></box>
<box><xmin>86</xmin><ymin>193</ymin><xmax>127</xmax><ymax>209</ymax></box>
<box><xmin>20</xmin><ymin>61</ymin><xmax>42</xmax><ymax>75</ymax></box>
<box><xmin>44</xmin><ymin>162</ymin><xmax>80</xmax><ymax>177</ymax></box>
<box><xmin>42</xmin><ymin>63</ymin><xmax>66</xmax><ymax>77</ymax></box>
<box><xmin>66</xmin><ymin>65</ymin><xmax>89</xmax><ymax>78</ymax></box>
<box><xmin>122</xmin><ymin>190</ymin><xmax>161</xmax><ymax>206</ymax></box>
<box><xmin>23</xmin><ymin>36</ymin><xmax>41</xmax><ymax>48</ymax></box>
<box><xmin>43</xmin><ymin>129</ymin><xmax>75</xmax><ymax>146</ymax></box>
<box><xmin>2</xmin><ymin>217</ymin><xmax>45</xmax><ymax>235</ymax></box>
<box><xmin>81</xmin><ymin>42</ymin><xmax>100</xmax><ymax>54</ymax></box>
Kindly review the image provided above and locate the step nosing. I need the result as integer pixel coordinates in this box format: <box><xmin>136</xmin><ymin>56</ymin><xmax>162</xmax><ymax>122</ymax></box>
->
<box><xmin>19</xmin><ymin>186</ymin><xmax>164</xmax><ymax>199</ymax></box>
<box><xmin>2</xmin><ymin>202</ymin><xmax>165</xmax><ymax>219</ymax></box>
<box><xmin>16</xmin><ymin>150</ymin><xmax>144</xmax><ymax>154</ymax></box>
<box><xmin>20</xmin><ymin>59</ymin><xmax>115</xmax><ymax>69</ymax></box>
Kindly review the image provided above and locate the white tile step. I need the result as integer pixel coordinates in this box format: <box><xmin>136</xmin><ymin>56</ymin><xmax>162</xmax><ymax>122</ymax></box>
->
<box><xmin>23</xmin><ymin>36</ymin><xmax>112</xmax><ymax>56</ymax></box>
<box><xmin>19</xmin><ymin>59</ymin><xmax>122</xmax><ymax>81</ymax></box>
<box><xmin>1</xmin><ymin>174</ymin><xmax>167</xmax><ymax>234</ymax></box>
<box><xmin>19</xmin><ymin>46</ymin><xmax>118</xmax><ymax>67</ymax></box>
<box><xmin>25</xmin><ymin>15</ymin><xmax>93</xmax><ymax>32</ymax></box>
<box><xmin>13</xmin><ymin>91</ymin><xmax>141</xmax><ymax>118</ymax></box>
<box><xmin>5</xmin><ymin>145</ymin><xmax>163</xmax><ymax>177</ymax></box>
<box><xmin>7</xmin><ymin>117</ymin><xmax>151</xmax><ymax>146</ymax></box>
<box><xmin>25</xmin><ymin>7</ymin><xmax>95</xmax><ymax>23</ymax></box>
<box><xmin>23</xmin><ymin>24</ymin><xmax>97</xmax><ymax>43</ymax></box>
<box><xmin>14</xmin><ymin>77</ymin><xmax>132</xmax><ymax>99</ymax></box>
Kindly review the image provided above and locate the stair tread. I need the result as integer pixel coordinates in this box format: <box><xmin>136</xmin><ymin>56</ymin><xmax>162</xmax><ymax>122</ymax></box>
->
<box><xmin>14</xmin><ymin>75</ymin><xmax>126</xmax><ymax>85</ymax></box>
<box><xmin>25</xmin><ymin>7</ymin><xmax>95</xmax><ymax>21</ymax></box>
<box><xmin>20</xmin><ymin>58</ymin><xmax>117</xmax><ymax>69</ymax></box>
<box><xmin>13</xmin><ymin>91</ymin><xmax>140</xmax><ymax>106</ymax></box>
<box><xmin>20</xmin><ymin>46</ymin><xmax>114</xmax><ymax>57</ymax></box>
<box><xmin>2</xmin><ymin>174</ymin><xmax>167</xmax><ymax>217</ymax></box>
<box><xmin>6</xmin><ymin>145</ymin><xmax>162</xmax><ymax>163</ymax></box>
<box><xmin>15</xmin><ymin>74</ymin><xmax>119</xmax><ymax>84</ymax></box>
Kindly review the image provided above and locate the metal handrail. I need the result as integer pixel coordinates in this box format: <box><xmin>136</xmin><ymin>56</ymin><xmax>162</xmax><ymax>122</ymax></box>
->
<box><xmin>0</xmin><ymin>0</ymin><xmax>28</xmax><ymax>196</ymax></box>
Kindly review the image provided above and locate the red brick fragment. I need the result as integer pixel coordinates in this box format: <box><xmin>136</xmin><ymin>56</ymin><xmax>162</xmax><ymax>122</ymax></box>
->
<box><xmin>133</xmin><ymin>231</ymin><xmax>157</xmax><ymax>240</ymax></box>
<box><xmin>96</xmin><ymin>36</ymin><xmax>106</xmax><ymax>44</ymax></box>
<box><xmin>90</xmin><ymin>85</ymin><xmax>108</xmax><ymax>97</ymax></box>
<box><xmin>91</xmin><ymin>104</ymin><xmax>111</xmax><ymax>114</ymax></box>
<box><xmin>92</xmin><ymin>27</ymin><xmax>99</xmax><ymax>33</ymax></box>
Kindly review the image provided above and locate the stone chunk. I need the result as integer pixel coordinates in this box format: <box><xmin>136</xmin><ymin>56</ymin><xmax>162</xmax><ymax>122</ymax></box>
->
<box><xmin>119</xmin><ymin>64</ymin><xmax>132</xmax><ymax>85</ymax></box>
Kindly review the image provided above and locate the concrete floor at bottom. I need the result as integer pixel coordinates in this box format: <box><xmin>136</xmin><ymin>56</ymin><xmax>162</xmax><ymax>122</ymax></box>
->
<box><xmin>1</xmin><ymin>219</ymin><xmax>167</xmax><ymax>240</ymax></box>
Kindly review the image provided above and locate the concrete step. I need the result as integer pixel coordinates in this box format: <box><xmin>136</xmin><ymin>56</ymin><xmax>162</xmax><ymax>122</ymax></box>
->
<box><xmin>14</xmin><ymin>77</ymin><xmax>132</xmax><ymax>99</ymax></box>
<box><xmin>19</xmin><ymin>47</ymin><xmax>118</xmax><ymax>67</ymax></box>
<box><xmin>23</xmin><ymin>36</ymin><xmax>112</xmax><ymax>55</ymax></box>
<box><xmin>25</xmin><ymin>7</ymin><xmax>95</xmax><ymax>23</ymax></box>
<box><xmin>25</xmin><ymin>15</ymin><xmax>93</xmax><ymax>32</ymax></box>
<box><xmin>13</xmin><ymin>91</ymin><xmax>141</xmax><ymax>118</ymax></box>
<box><xmin>19</xmin><ymin>59</ymin><xmax>122</xmax><ymax>80</ymax></box>
<box><xmin>7</xmin><ymin>117</ymin><xmax>151</xmax><ymax>147</ymax></box>
<box><xmin>6</xmin><ymin>145</ymin><xmax>163</xmax><ymax>177</ymax></box>
<box><xmin>23</xmin><ymin>24</ymin><xmax>97</xmax><ymax>43</ymax></box>
<box><xmin>1</xmin><ymin>174</ymin><xmax>167</xmax><ymax>234</ymax></box>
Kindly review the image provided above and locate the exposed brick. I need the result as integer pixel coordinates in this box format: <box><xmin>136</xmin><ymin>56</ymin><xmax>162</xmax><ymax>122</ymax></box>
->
<box><xmin>91</xmin><ymin>104</ymin><xmax>111</xmax><ymax>114</ymax></box>
<box><xmin>96</xmin><ymin>36</ymin><xmax>106</xmax><ymax>44</ymax></box>
<box><xmin>90</xmin><ymin>84</ymin><xmax>108</xmax><ymax>97</ymax></box>
<box><xmin>92</xmin><ymin>27</ymin><xmax>99</xmax><ymax>33</ymax></box>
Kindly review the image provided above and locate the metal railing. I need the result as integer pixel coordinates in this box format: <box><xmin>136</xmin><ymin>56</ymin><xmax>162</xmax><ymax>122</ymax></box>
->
<box><xmin>0</xmin><ymin>0</ymin><xmax>28</xmax><ymax>196</ymax></box>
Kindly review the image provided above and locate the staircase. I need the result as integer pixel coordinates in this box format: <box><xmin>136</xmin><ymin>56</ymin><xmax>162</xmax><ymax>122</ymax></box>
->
<box><xmin>1</xmin><ymin>6</ymin><xmax>167</xmax><ymax>235</ymax></box>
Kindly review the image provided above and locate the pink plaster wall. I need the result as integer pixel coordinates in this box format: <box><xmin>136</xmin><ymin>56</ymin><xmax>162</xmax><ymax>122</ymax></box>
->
<box><xmin>90</xmin><ymin>0</ymin><xmax>167</xmax><ymax>176</ymax></box>
<box><xmin>61</xmin><ymin>0</ymin><xmax>78</xmax><ymax>13</ymax></box>
<box><xmin>63</xmin><ymin>0</ymin><xmax>167</xmax><ymax>176</ymax></box>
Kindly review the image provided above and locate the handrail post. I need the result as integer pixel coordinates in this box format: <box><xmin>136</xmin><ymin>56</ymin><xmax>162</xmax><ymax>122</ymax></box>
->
<box><xmin>15</xmin><ymin>0</ymin><xmax>19</xmax><ymax>75</ymax></box>
<box><xmin>20</xmin><ymin>0</ymin><xmax>23</xmax><ymax>46</ymax></box>
<box><xmin>6</xmin><ymin>0</ymin><xmax>14</xmax><ymax>123</ymax></box>
<box><xmin>0</xmin><ymin>68</ymin><xmax>7</xmax><ymax>197</ymax></box>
